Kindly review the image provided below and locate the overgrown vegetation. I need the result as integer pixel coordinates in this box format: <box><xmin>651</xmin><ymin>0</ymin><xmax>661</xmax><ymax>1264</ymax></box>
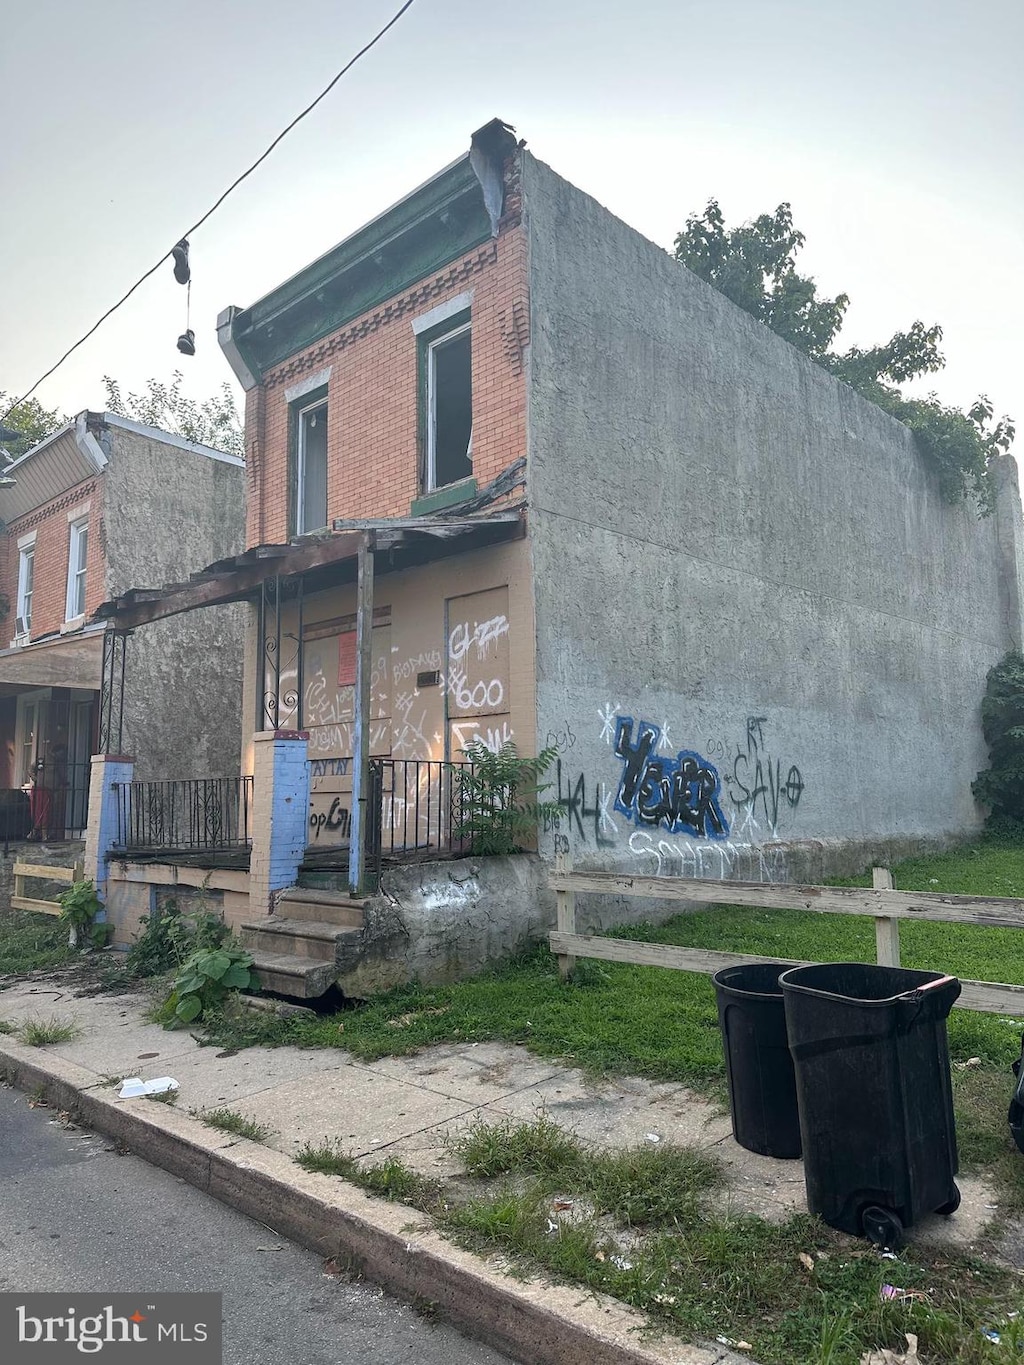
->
<box><xmin>972</xmin><ymin>651</ymin><xmax>1024</xmax><ymax>834</ymax></box>
<box><xmin>0</xmin><ymin>910</ymin><xmax>72</xmax><ymax>979</ymax></box>
<box><xmin>451</xmin><ymin>739</ymin><xmax>560</xmax><ymax>855</ymax></box>
<box><xmin>158</xmin><ymin>945</ymin><xmax>258</xmax><ymax>1026</ymax></box>
<box><xmin>58</xmin><ymin>880</ymin><xmax>109</xmax><ymax>950</ymax></box>
<box><xmin>674</xmin><ymin>200</ymin><xmax>1014</xmax><ymax>511</ymax></box>
<box><xmin>19</xmin><ymin>1014</ymin><xmax>80</xmax><ymax>1046</ymax></box>
<box><xmin>124</xmin><ymin>901</ymin><xmax>229</xmax><ymax>980</ymax></box>
<box><xmin>298</xmin><ymin>1116</ymin><xmax>1024</xmax><ymax>1364</ymax></box>
<box><xmin>199</xmin><ymin>1108</ymin><xmax>273</xmax><ymax>1143</ymax></box>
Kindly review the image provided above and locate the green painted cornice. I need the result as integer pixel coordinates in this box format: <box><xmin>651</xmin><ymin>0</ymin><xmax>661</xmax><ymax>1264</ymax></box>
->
<box><xmin>230</xmin><ymin>155</ymin><xmax>491</xmax><ymax>379</ymax></box>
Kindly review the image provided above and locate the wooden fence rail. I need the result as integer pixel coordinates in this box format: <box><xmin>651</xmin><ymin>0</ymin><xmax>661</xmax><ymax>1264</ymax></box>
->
<box><xmin>11</xmin><ymin>861</ymin><xmax>83</xmax><ymax>917</ymax></box>
<box><xmin>548</xmin><ymin>859</ymin><xmax>1024</xmax><ymax>1017</ymax></box>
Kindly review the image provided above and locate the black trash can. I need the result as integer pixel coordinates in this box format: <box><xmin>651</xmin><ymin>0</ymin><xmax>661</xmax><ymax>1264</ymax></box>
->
<box><xmin>781</xmin><ymin>963</ymin><xmax>961</xmax><ymax>1248</ymax></box>
<box><xmin>713</xmin><ymin>962</ymin><xmax>802</xmax><ymax>1159</ymax></box>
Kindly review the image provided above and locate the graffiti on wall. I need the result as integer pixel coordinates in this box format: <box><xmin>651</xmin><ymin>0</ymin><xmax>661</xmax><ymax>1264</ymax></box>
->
<box><xmin>612</xmin><ymin>717</ymin><xmax>729</xmax><ymax>840</ymax></box>
<box><xmin>710</xmin><ymin>716</ymin><xmax>804</xmax><ymax>838</ymax></box>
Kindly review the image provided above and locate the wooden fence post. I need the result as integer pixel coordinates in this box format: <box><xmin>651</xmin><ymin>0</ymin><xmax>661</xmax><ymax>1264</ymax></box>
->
<box><xmin>555</xmin><ymin>844</ymin><xmax>577</xmax><ymax>980</ymax></box>
<box><xmin>873</xmin><ymin>866</ymin><xmax>901</xmax><ymax>967</ymax></box>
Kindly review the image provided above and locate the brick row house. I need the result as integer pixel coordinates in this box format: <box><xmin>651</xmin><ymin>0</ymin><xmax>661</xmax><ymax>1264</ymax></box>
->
<box><xmin>0</xmin><ymin>412</ymin><xmax>246</xmax><ymax>843</ymax></box>
<box><xmin>91</xmin><ymin>119</ymin><xmax>1024</xmax><ymax>994</ymax></box>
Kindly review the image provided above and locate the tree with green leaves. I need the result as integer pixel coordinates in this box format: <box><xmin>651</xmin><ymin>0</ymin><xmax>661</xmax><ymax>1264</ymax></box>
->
<box><xmin>0</xmin><ymin>393</ymin><xmax>65</xmax><ymax>461</ymax></box>
<box><xmin>102</xmin><ymin>371</ymin><xmax>243</xmax><ymax>458</ymax></box>
<box><xmin>973</xmin><ymin>651</ymin><xmax>1024</xmax><ymax>833</ymax></box>
<box><xmin>674</xmin><ymin>201</ymin><xmax>1014</xmax><ymax>511</ymax></box>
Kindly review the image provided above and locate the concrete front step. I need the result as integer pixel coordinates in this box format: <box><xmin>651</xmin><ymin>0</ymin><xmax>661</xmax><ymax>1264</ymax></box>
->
<box><xmin>249</xmin><ymin>952</ymin><xmax>339</xmax><ymax>999</ymax></box>
<box><xmin>275</xmin><ymin>886</ymin><xmax>367</xmax><ymax>928</ymax></box>
<box><xmin>240</xmin><ymin>917</ymin><xmax>360</xmax><ymax>963</ymax></box>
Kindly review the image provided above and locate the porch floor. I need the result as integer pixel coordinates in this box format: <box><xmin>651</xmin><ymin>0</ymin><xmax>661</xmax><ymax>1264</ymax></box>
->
<box><xmin>109</xmin><ymin>846</ymin><xmax>251</xmax><ymax>870</ymax></box>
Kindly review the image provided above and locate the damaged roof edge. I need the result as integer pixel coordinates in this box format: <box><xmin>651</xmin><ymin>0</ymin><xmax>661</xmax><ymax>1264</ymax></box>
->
<box><xmin>220</xmin><ymin>118</ymin><xmax>519</xmax><ymax>388</ymax></box>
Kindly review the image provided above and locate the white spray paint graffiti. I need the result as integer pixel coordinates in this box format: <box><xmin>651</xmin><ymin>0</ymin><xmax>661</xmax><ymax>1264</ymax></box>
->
<box><xmin>448</xmin><ymin>614</ymin><xmax>509</xmax><ymax>663</ymax></box>
<box><xmin>627</xmin><ymin>829</ymin><xmax>788</xmax><ymax>882</ymax></box>
<box><xmin>598</xmin><ymin>702</ymin><xmax>620</xmax><ymax>744</ymax></box>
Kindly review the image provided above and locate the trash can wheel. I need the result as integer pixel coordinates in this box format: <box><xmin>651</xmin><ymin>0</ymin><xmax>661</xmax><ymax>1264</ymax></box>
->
<box><xmin>936</xmin><ymin>1186</ymin><xmax>961</xmax><ymax>1216</ymax></box>
<box><xmin>862</xmin><ymin>1205</ymin><xmax>905</xmax><ymax>1251</ymax></box>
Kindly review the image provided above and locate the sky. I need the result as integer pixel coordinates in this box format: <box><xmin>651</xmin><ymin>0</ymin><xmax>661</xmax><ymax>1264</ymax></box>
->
<box><xmin>1</xmin><ymin>0</ymin><xmax>1020</xmax><ymax>434</ymax></box>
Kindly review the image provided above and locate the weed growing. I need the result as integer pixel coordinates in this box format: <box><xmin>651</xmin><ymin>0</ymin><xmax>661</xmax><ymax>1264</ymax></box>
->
<box><xmin>295</xmin><ymin>1141</ymin><xmax>427</xmax><ymax>1203</ymax></box>
<box><xmin>199</xmin><ymin>1108</ymin><xmax>273</xmax><ymax>1144</ymax></box>
<box><xmin>19</xmin><ymin>1015</ymin><xmax>80</xmax><ymax>1046</ymax></box>
<box><xmin>0</xmin><ymin>911</ymin><xmax>72</xmax><ymax>979</ymax></box>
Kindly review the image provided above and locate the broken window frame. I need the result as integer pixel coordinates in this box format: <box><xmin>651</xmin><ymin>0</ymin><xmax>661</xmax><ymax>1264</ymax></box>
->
<box><xmin>421</xmin><ymin>312</ymin><xmax>473</xmax><ymax>493</ymax></box>
<box><xmin>291</xmin><ymin>391</ymin><xmax>329</xmax><ymax>536</ymax></box>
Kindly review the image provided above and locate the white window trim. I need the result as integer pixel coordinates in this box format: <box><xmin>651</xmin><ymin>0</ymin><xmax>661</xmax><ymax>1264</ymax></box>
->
<box><xmin>14</xmin><ymin>538</ymin><xmax>35</xmax><ymax>643</ymax></box>
<box><xmin>426</xmin><ymin>321</ymin><xmax>472</xmax><ymax>493</ymax></box>
<box><xmin>295</xmin><ymin>398</ymin><xmax>328</xmax><ymax>535</ymax></box>
<box><xmin>65</xmin><ymin>515</ymin><xmax>89</xmax><ymax>622</ymax></box>
<box><xmin>412</xmin><ymin>291</ymin><xmax>473</xmax><ymax>336</ymax></box>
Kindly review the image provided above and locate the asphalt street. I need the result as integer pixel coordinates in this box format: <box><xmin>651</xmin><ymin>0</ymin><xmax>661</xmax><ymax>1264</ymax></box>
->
<box><xmin>0</xmin><ymin>1084</ymin><xmax>513</xmax><ymax>1365</ymax></box>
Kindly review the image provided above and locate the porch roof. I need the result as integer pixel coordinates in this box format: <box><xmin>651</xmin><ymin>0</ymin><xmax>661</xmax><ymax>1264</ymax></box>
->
<box><xmin>92</xmin><ymin>504</ymin><xmax>524</xmax><ymax>631</ymax></box>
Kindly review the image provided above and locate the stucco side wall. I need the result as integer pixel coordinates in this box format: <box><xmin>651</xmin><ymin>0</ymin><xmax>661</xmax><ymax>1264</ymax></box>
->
<box><xmin>523</xmin><ymin>152</ymin><xmax>1021</xmax><ymax>880</ymax></box>
<box><xmin>103</xmin><ymin>427</ymin><xmax>247</xmax><ymax>780</ymax></box>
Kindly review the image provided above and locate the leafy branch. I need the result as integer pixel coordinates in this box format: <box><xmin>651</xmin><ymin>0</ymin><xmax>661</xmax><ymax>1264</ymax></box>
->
<box><xmin>675</xmin><ymin>200</ymin><xmax>1014</xmax><ymax>512</ymax></box>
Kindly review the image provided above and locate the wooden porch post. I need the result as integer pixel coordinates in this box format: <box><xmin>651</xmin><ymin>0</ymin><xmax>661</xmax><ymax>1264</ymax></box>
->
<box><xmin>348</xmin><ymin>532</ymin><xmax>375</xmax><ymax>894</ymax></box>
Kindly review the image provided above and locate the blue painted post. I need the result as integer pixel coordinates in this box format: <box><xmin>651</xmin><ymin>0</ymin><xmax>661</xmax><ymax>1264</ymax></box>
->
<box><xmin>83</xmin><ymin>753</ymin><xmax>135</xmax><ymax>913</ymax></box>
<box><xmin>250</xmin><ymin>730</ymin><xmax>310</xmax><ymax>914</ymax></box>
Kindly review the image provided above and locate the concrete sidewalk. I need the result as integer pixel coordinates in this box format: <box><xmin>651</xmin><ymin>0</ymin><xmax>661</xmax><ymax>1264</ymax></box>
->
<box><xmin>0</xmin><ymin>975</ymin><xmax>1005</xmax><ymax>1362</ymax></box>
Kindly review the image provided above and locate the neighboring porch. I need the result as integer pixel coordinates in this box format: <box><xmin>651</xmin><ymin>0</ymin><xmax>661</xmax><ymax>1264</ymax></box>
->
<box><xmin>0</xmin><ymin>630</ymin><xmax>103</xmax><ymax>844</ymax></box>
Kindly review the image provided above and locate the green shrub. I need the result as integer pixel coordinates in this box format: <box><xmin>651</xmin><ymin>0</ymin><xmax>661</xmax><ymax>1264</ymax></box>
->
<box><xmin>158</xmin><ymin>946</ymin><xmax>258</xmax><ymax>1027</ymax></box>
<box><xmin>57</xmin><ymin>880</ymin><xmax>109</xmax><ymax>950</ymax></box>
<box><xmin>972</xmin><ymin>651</ymin><xmax>1024</xmax><ymax>829</ymax></box>
<box><xmin>125</xmin><ymin>901</ymin><xmax>228</xmax><ymax>979</ymax></box>
<box><xmin>451</xmin><ymin>740</ymin><xmax>560</xmax><ymax>855</ymax></box>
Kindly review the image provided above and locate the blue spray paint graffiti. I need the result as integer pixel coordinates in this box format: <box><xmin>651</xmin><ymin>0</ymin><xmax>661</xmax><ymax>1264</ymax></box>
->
<box><xmin>613</xmin><ymin>717</ymin><xmax>728</xmax><ymax>839</ymax></box>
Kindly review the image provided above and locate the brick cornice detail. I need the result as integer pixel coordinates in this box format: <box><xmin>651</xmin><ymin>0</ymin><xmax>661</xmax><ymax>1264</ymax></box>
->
<box><xmin>264</xmin><ymin>242</ymin><xmax>501</xmax><ymax>391</ymax></box>
<box><xmin>7</xmin><ymin>481</ymin><xmax>98</xmax><ymax>536</ymax></box>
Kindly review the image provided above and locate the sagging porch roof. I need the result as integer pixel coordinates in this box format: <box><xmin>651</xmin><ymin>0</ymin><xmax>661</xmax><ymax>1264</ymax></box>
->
<box><xmin>93</xmin><ymin>504</ymin><xmax>525</xmax><ymax>632</ymax></box>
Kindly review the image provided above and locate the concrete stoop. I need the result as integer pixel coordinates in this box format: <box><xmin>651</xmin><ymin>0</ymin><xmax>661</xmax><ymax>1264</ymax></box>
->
<box><xmin>241</xmin><ymin>888</ymin><xmax>368</xmax><ymax>999</ymax></box>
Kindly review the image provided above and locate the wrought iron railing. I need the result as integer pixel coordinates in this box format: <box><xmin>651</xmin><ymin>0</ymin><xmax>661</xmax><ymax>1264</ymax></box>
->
<box><xmin>18</xmin><ymin>761</ymin><xmax>92</xmax><ymax>841</ymax></box>
<box><xmin>115</xmin><ymin>776</ymin><xmax>253</xmax><ymax>852</ymax></box>
<box><xmin>364</xmin><ymin>758</ymin><xmax>473</xmax><ymax>882</ymax></box>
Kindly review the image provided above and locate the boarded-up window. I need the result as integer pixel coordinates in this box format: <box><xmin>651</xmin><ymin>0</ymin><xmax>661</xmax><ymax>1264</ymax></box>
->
<box><xmin>446</xmin><ymin>587</ymin><xmax>510</xmax><ymax>721</ymax></box>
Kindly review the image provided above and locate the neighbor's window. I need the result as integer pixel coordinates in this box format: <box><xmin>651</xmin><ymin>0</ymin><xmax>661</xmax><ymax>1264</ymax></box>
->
<box><xmin>66</xmin><ymin>517</ymin><xmax>88</xmax><ymax>620</ymax></box>
<box><xmin>426</xmin><ymin>322</ymin><xmax>472</xmax><ymax>490</ymax></box>
<box><xmin>295</xmin><ymin>399</ymin><xmax>328</xmax><ymax>535</ymax></box>
<box><xmin>16</xmin><ymin>542</ymin><xmax>34</xmax><ymax>636</ymax></box>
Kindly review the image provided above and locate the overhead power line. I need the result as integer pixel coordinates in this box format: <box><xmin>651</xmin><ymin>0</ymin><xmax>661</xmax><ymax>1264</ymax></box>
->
<box><xmin>2</xmin><ymin>0</ymin><xmax>418</xmax><ymax>423</ymax></box>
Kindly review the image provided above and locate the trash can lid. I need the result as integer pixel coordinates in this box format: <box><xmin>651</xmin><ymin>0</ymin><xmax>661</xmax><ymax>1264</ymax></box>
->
<box><xmin>780</xmin><ymin>962</ymin><xmax>959</xmax><ymax>1005</ymax></box>
<box><xmin>712</xmin><ymin>962</ymin><xmax>793</xmax><ymax>998</ymax></box>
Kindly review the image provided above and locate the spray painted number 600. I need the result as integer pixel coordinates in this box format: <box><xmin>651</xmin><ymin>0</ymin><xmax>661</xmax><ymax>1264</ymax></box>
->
<box><xmin>454</xmin><ymin>677</ymin><xmax>504</xmax><ymax>709</ymax></box>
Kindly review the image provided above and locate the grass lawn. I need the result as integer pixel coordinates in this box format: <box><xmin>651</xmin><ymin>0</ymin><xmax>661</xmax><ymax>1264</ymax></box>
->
<box><xmin>202</xmin><ymin>839</ymin><xmax>1024</xmax><ymax>1213</ymax></box>
<box><xmin>0</xmin><ymin>909</ymin><xmax>71</xmax><ymax>981</ymax></box>
<box><xmin>208</xmin><ymin>839</ymin><xmax>1024</xmax><ymax>1078</ymax></box>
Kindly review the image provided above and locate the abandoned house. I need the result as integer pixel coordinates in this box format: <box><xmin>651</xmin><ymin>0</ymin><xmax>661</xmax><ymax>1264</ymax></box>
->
<box><xmin>87</xmin><ymin>119</ymin><xmax>1024</xmax><ymax>995</ymax></box>
<box><xmin>0</xmin><ymin>411</ymin><xmax>245</xmax><ymax>844</ymax></box>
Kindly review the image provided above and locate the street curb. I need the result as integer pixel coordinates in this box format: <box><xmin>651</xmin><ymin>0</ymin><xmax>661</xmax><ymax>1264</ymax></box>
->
<box><xmin>0</xmin><ymin>1041</ymin><xmax>746</xmax><ymax>1365</ymax></box>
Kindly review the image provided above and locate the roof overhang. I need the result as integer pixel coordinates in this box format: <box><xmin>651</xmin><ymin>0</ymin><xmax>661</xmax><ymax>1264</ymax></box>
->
<box><xmin>0</xmin><ymin>629</ymin><xmax>105</xmax><ymax>692</ymax></box>
<box><xmin>93</xmin><ymin>510</ymin><xmax>525</xmax><ymax>631</ymax></box>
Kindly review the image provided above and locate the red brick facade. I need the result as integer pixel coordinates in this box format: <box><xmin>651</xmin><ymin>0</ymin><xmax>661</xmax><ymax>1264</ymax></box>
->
<box><xmin>243</xmin><ymin>219</ymin><xmax>528</xmax><ymax>548</ymax></box>
<box><xmin>1</xmin><ymin>477</ymin><xmax>105</xmax><ymax>643</ymax></box>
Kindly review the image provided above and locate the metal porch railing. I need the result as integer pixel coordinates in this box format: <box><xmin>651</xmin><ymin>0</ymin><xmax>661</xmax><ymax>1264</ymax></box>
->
<box><xmin>115</xmin><ymin>776</ymin><xmax>253</xmax><ymax>852</ymax></box>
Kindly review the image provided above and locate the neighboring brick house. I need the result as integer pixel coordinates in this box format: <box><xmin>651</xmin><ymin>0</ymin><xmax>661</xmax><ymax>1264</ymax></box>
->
<box><xmin>0</xmin><ymin>412</ymin><xmax>246</xmax><ymax>839</ymax></box>
<box><xmin>99</xmin><ymin>116</ymin><xmax>1024</xmax><ymax>903</ymax></box>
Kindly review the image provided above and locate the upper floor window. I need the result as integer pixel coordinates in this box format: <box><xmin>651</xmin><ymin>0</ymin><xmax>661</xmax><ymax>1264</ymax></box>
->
<box><xmin>295</xmin><ymin>399</ymin><xmax>328</xmax><ymax>534</ymax></box>
<box><xmin>66</xmin><ymin>516</ymin><xmax>88</xmax><ymax>620</ymax></box>
<box><xmin>425</xmin><ymin>321</ymin><xmax>472</xmax><ymax>491</ymax></box>
<box><xmin>15</xmin><ymin>538</ymin><xmax>34</xmax><ymax>637</ymax></box>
